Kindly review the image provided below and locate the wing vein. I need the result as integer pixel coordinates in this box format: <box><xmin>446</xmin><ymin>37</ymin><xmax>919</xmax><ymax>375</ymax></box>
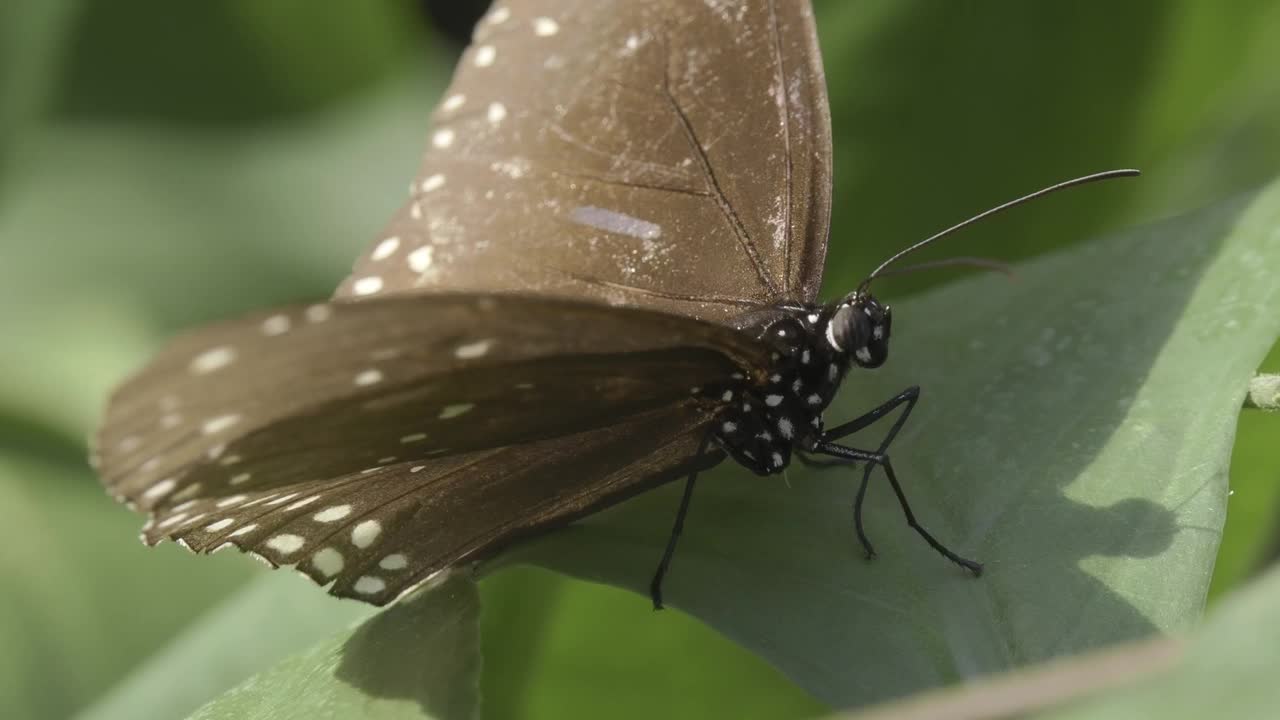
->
<box><xmin>557</xmin><ymin>271</ymin><xmax>762</xmax><ymax>308</ymax></box>
<box><xmin>657</xmin><ymin>29</ymin><xmax>778</xmax><ymax>296</ymax></box>
<box><xmin>766</xmin><ymin>0</ymin><xmax>795</xmax><ymax>296</ymax></box>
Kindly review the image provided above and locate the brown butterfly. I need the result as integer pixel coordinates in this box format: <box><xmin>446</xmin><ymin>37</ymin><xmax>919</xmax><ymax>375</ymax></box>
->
<box><xmin>92</xmin><ymin>0</ymin><xmax>1135</xmax><ymax>609</ymax></box>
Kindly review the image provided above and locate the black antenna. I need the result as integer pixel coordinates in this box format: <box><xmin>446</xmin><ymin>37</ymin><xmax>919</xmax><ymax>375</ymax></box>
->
<box><xmin>859</xmin><ymin>169</ymin><xmax>1140</xmax><ymax>292</ymax></box>
<box><xmin>868</xmin><ymin>256</ymin><xmax>1016</xmax><ymax>281</ymax></box>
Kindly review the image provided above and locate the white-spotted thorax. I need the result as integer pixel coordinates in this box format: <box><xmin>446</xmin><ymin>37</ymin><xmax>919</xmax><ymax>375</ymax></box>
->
<box><xmin>710</xmin><ymin>290</ymin><xmax>893</xmax><ymax>476</ymax></box>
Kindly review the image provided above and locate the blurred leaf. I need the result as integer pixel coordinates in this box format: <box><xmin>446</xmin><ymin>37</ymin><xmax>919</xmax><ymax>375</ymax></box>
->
<box><xmin>834</xmin><ymin>637</ymin><xmax>1182</xmax><ymax>720</ymax></box>
<box><xmin>0</xmin><ymin>0</ymin><xmax>79</xmax><ymax>179</ymax></box>
<box><xmin>77</xmin><ymin>572</ymin><xmax>374</xmax><ymax>720</ymax></box>
<box><xmin>1129</xmin><ymin>0</ymin><xmax>1280</xmax><ymax>215</ymax></box>
<box><xmin>480</xmin><ymin>567</ymin><xmax>826</xmax><ymax>719</ymax></box>
<box><xmin>186</xmin><ymin>573</ymin><xmax>480</xmax><ymax>720</ymax></box>
<box><xmin>1035</xmin><ymin>562</ymin><xmax>1280</xmax><ymax>719</ymax></box>
<box><xmin>0</xmin><ymin>455</ymin><xmax>250</xmax><ymax>719</ymax></box>
<box><xmin>813</xmin><ymin>0</ymin><xmax>1163</xmax><ymax>299</ymax></box>
<box><xmin>504</xmin><ymin>181</ymin><xmax>1280</xmax><ymax>709</ymax></box>
<box><xmin>811</xmin><ymin>0</ymin><xmax>1280</xmax><ymax>300</ymax></box>
<box><xmin>0</xmin><ymin>71</ymin><xmax>441</xmax><ymax>438</ymax></box>
<box><xmin>834</xmin><ymin>557</ymin><xmax>1280</xmax><ymax>719</ymax></box>
<box><xmin>55</xmin><ymin>0</ymin><xmax>424</xmax><ymax>125</ymax></box>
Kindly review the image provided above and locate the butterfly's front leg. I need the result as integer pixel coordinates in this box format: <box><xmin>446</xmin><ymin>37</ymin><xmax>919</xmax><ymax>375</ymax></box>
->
<box><xmin>807</xmin><ymin>386</ymin><xmax>983</xmax><ymax>576</ymax></box>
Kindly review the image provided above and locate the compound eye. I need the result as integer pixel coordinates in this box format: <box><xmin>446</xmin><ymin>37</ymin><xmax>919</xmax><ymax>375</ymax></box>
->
<box><xmin>828</xmin><ymin>304</ymin><xmax>869</xmax><ymax>353</ymax></box>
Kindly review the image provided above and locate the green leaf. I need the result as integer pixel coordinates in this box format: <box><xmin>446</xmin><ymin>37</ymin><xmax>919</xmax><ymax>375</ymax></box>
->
<box><xmin>480</xmin><ymin>567</ymin><xmax>826</xmax><ymax>720</ymax></box>
<box><xmin>186</xmin><ymin>573</ymin><xmax>480</xmax><ymax>720</ymax></box>
<box><xmin>504</xmin><ymin>180</ymin><xmax>1280</xmax><ymax>709</ymax></box>
<box><xmin>812</xmin><ymin>0</ymin><xmax>1280</xmax><ymax>298</ymax></box>
<box><xmin>76</xmin><ymin>573</ymin><xmax>373</xmax><ymax>720</ymax></box>
<box><xmin>0</xmin><ymin>454</ymin><xmax>250</xmax><ymax>719</ymax></box>
<box><xmin>1035</xmin><ymin>561</ymin><xmax>1280</xmax><ymax>719</ymax></box>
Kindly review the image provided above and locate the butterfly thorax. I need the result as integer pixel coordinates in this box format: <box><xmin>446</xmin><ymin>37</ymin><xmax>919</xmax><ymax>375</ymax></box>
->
<box><xmin>710</xmin><ymin>293</ymin><xmax>892</xmax><ymax>476</ymax></box>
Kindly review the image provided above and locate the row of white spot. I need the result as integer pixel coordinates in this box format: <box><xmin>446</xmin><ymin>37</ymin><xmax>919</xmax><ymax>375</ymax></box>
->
<box><xmin>155</xmin><ymin>489</ymin><xmax>411</xmax><ymax>595</ymax></box>
<box><xmin>352</xmin><ymin>238</ymin><xmax>433</xmax><ymax>296</ymax></box>
<box><xmin>188</xmin><ymin>305</ymin><xmax>334</xmax><ymax>376</ymax></box>
<box><xmin>471</xmin><ymin>10</ymin><xmax>560</xmax><ymax>70</ymax></box>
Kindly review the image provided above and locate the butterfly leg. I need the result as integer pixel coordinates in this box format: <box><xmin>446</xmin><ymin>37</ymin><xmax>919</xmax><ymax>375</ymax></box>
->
<box><xmin>794</xmin><ymin>453</ymin><xmax>847</xmax><ymax>470</ymax></box>
<box><xmin>822</xmin><ymin>385</ymin><xmax>920</xmax><ymax>444</ymax></box>
<box><xmin>811</xmin><ymin>386</ymin><xmax>982</xmax><ymax>576</ymax></box>
<box><xmin>650</xmin><ymin>429</ymin><xmax>714</xmax><ymax>611</ymax></box>
<box><xmin>797</xmin><ymin>387</ymin><xmax>923</xmax><ymax>470</ymax></box>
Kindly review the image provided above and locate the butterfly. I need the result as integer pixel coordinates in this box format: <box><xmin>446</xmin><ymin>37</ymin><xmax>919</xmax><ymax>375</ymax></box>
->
<box><xmin>91</xmin><ymin>0</ymin><xmax>1135</xmax><ymax>609</ymax></box>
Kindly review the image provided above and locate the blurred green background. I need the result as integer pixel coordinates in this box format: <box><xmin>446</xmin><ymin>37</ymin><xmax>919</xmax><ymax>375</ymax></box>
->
<box><xmin>2</xmin><ymin>1</ymin><xmax>1278</xmax><ymax>718</ymax></box>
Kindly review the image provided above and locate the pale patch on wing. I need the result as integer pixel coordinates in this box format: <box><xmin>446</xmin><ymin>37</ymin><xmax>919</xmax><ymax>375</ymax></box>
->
<box><xmin>569</xmin><ymin>205</ymin><xmax>662</xmax><ymax>240</ymax></box>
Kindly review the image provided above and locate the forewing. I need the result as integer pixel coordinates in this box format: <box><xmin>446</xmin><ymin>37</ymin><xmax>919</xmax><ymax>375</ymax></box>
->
<box><xmin>336</xmin><ymin>0</ymin><xmax>832</xmax><ymax>317</ymax></box>
<box><xmin>94</xmin><ymin>294</ymin><xmax>766</xmax><ymax>510</ymax></box>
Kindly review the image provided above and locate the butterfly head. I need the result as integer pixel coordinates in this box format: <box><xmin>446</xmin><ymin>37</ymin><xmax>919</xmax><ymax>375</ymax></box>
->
<box><xmin>826</xmin><ymin>292</ymin><xmax>892</xmax><ymax>369</ymax></box>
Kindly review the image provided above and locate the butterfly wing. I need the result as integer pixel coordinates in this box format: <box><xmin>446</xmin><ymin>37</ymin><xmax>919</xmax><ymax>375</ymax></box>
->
<box><xmin>94</xmin><ymin>294</ymin><xmax>765</xmax><ymax>604</ymax></box>
<box><xmin>336</xmin><ymin>0</ymin><xmax>832</xmax><ymax>317</ymax></box>
<box><xmin>141</xmin><ymin>405</ymin><xmax>718</xmax><ymax>606</ymax></box>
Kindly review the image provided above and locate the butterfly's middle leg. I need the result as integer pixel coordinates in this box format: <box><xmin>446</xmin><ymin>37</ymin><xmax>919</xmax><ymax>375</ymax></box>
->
<box><xmin>811</xmin><ymin>386</ymin><xmax>982</xmax><ymax>576</ymax></box>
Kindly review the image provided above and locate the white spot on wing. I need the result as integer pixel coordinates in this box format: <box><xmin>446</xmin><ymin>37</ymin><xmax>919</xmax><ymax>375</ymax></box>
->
<box><xmin>354</xmin><ymin>369</ymin><xmax>384</xmax><ymax>387</ymax></box>
<box><xmin>355</xmin><ymin>576</ymin><xmax>386</xmax><ymax>594</ymax></box>
<box><xmin>533</xmin><ymin>17</ymin><xmax>559</xmax><ymax>36</ymax></box>
<box><xmin>265</xmin><ymin>492</ymin><xmax>300</xmax><ymax>507</ymax></box>
<box><xmin>569</xmin><ymin>206</ymin><xmax>661</xmax><ymax>240</ymax></box>
<box><xmin>266</xmin><ymin>534</ymin><xmax>305</xmax><ymax>555</ymax></box>
<box><xmin>474</xmin><ymin>45</ymin><xmax>496</xmax><ymax>67</ymax></box>
<box><xmin>313</xmin><ymin>548</ymin><xmax>344</xmax><ymax>577</ymax></box>
<box><xmin>353</xmin><ymin>276</ymin><xmax>384</xmax><ymax>296</ymax></box>
<box><xmin>143</xmin><ymin>478</ymin><xmax>177</xmax><ymax>500</ymax></box>
<box><xmin>306</xmin><ymin>304</ymin><xmax>332</xmax><ymax>323</ymax></box>
<box><xmin>420</xmin><ymin>174</ymin><xmax>445</xmax><ymax>193</ymax></box>
<box><xmin>380</xmin><ymin>553</ymin><xmax>408</xmax><ymax>570</ymax></box>
<box><xmin>261</xmin><ymin>314</ymin><xmax>291</xmax><ymax>336</ymax></box>
<box><xmin>352</xmin><ymin>520</ymin><xmax>382</xmax><ymax>548</ymax></box>
<box><xmin>441</xmin><ymin>93</ymin><xmax>465</xmax><ymax>111</ymax></box>
<box><xmin>201</xmin><ymin>414</ymin><xmax>241</xmax><ymax>435</ymax></box>
<box><xmin>314</xmin><ymin>505</ymin><xmax>353</xmax><ymax>523</ymax></box>
<box><xmin>455</xmin><ymin>339</ymin><xmax>495</xmax><ymax>359</ymax></box>
<box><xmin>487</xmin><ymin>102</ymin><xmax>507</xmax><ymax>124</ymax></box>
<box><xmin>371</xmin><ymin>236</ymin><xmax>401</xmax><ymax>261</ymax></box>
<box><xmin>408</xmin><ymin>246</ymin><xmax>434</xmax><ymax>273</ymax></box>
<box><xmin>432</xmin><ymin>128</ymin><xmax>455</xmax><ymax>148</ymax></box>
<box><xmin>285</xmin><ymin>495</ymin><xmax>320</xmax><ymax>511</ymax></box>
<box><xmin>191</xmin><ymin>346</ymin><xmax>236</xmax><ymax>374</ymax></box>
<box><xmin>216</xmin><ymin>494</ymin><xmax>247</xmax><ymax>508</ymax></box>
<box><xmin>438</xmin><ymin>403</ymin><xmax>474</xmax><ymax>419</ymax></box>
